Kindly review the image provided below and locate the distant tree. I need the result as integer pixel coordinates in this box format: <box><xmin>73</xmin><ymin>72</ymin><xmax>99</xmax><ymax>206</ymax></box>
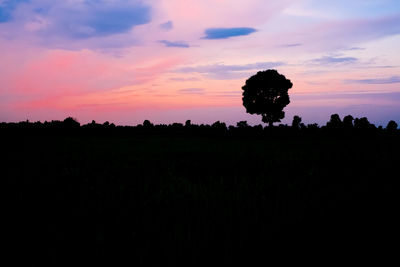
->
<box><xmin>386</xmin><ymin>120</ymin><xmax>398</xmax><ymax>131</ymax></box>
<box><xmin>254</xmin><ymin>124</ymin><xmax>263</xmax><ymax>131</ymax></box>
<box><xmin>292</xmin><ymin>115</ymin><xmax>302</xmax><ymax>129</ymax></box>
<box><xmin>236</xmin><ymin>121</ymin><xmax>249</xmax><ymax>128</ymax></box>
<box><xmin>326</xmin><ymin>114</ymin><xmax>343</xmax><ymax>129</ymax></box>
<box><xmin>171</xmin><ymin>123</ymin><xmax>184</xmax><ymax>128</ymax></box>
<box><xmin>63</xmin><ymin>117</ymin><xmax>80</xmax><ymax>128</ymax></box>
<box><xmin>343</xmin><ymin>115</ymin><xmax>354</xmax><ymax>129</ymax></box>
<box><xmin>354</xmin><ymin>117</ymin><xmax>373</xmax><ymax>129</ymax></box>
<box><xmin>212</xmin><ymin>121</ymin><xmax>227</xmax><ymax>130</ymax></box>
<box><xmin>185</xmin><ymin>120</ymin><xmax>192</xmax><ymax>127</ymax></box>
<box><xmin>242</xmin><ymin>69</ymin><xmax>293</xmax><ymax>126</ymax></box>
<box><xmin>143</xmin><ymin>120</ymin><xmax>153</xmax><ymax>128</ymax></box>
<box><xmin>307</xmin><ymin>123</ymin><xmax>319</xmax><ymax>129</ymax></box>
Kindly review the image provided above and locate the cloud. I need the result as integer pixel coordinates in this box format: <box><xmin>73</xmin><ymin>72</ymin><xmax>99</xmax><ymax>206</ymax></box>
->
<box><xmin>159</xmin><ymin>40</ymin><xmax>189</xmax><ymax>48</ymax></box>
<box><xmin>178</xmin><ymin>88</ymin><xmax>205</xmax><ymax>95</ymax></box>
<box><xmin>290</xmin><ymin>91</ymin><xmax>400</xmax><ymax>120</ymax></box>
<box><xmin>274</xmin><ymin>14</ymin><xmax>400</xmax><ymax>52</ymax></box>
<box><xmin>0</xmin><ymin>0</ymin><xmax>27</xmax><ymax>23</ymax></box>
<box><xmin>1</xmin><ymin>1</ymin><xmax>152</xmax><ymax>39</ymax></box>
<box><xmin>282</xmin><ymin>43</ymin><xmax>302</xmax><ymax>47</ymax></box>
<box><xmin>313</xmin><ymin>14</ymin><xmax>400</xmax><ymax>50</ymax></box>
<box><xmin>177</xmin><ymin>61</ymin><xmax>285</xmax><ymax>80</ymax></box>
<box><xmin>345</xmin><ymin>76</ymin><xmax>400</xmax><ymax>84</ymax></box>
<box><xmin>160</xmin><ymin>20</ymin><xmax>173</xmax><ymax>31</ymax></box>
<box><xmin>344</xmin><ymin>47</ymin><xmax>365</xmax><ymax>51</ymax></box>
<box><xmin>212</xmin><ymin>90</ymin><xmax>242</xmax><ymax>98</ymax></box>
<box><xmin>312</xmin><ymin>56</ymin><xmax>358</xmax><ymax>65</ymax></box>
<box><xmin>179</xmin><ymin>62</ymin><xmax>285</xmax><ymax>73</ymax></box>
<box><xmin>169</xmin><ymin>77</ymin><xmax>200</xmax><ymax>82</ymax></box>
<box><xmin>45</xmin><ymin>1</ymin><xmax>151</xmax><ymax>39</ymax></box>
<box><xmin>203</xmin><ymin>27</ymin><xmax>257</xmax><ymax>39</ymax></box>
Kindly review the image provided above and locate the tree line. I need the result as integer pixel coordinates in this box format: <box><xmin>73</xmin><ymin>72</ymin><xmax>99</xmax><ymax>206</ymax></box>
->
<box><xmin>0</xmin><ymin>114</ymin><xmax>398</xmax><ymax>136</ymax></box>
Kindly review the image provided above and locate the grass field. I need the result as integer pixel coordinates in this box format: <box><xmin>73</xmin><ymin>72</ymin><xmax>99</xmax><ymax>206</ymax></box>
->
<box><xmin>3</xmin><ymin>132</ymin><xmax>399</xmax><ymax>264</ymax></box>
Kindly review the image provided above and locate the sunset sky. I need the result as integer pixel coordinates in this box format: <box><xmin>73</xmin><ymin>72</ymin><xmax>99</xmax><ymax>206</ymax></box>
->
<box><xmin>1</xmin><ymin>0</ymin><xmax>399</xmax><ymax>126</ymax></box>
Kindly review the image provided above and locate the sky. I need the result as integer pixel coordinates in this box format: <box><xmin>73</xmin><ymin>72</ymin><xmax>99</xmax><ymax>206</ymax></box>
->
<box><xmin>0</xmin><ymin>0</ymin><xmax>399</xmax><ymax>126</ymax></box>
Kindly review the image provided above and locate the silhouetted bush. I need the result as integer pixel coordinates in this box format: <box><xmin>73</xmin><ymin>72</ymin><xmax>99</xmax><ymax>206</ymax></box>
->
<box><xmin>292</xmin><ymin>115</ymin><xmax>302</xmax><ymax>129</ymax></box>
<box><xmin>343</xmin><ymin>115</ymin><xmax>354</xmax><ymax>129</ymax></box>
<box><xmin>326</xmin><ymin>114</ymin><xmax>343</xmax><ymax>129</ymax></box>
<box><xmin>212</xmin><ymin>121</ymin><xmax>227</xmax><ymax>131</ymax></box>
<box><xmin>386</xmin><ymin>120</ymin><xmax>398</xmax><ymax>131</ymax></box>
<box><xmin>63</xmin><ymin>117</ymin><xmax>80</xmax><ymax>128</ymax></box>
<box><xmin>143</xmin><ymin>119</ymin><xmax>154</xmax><ymax>128</ymax></box>
<box><xmin>354</xmin><ymin>117</ymin><xmax>375</xmax><ymax>129</ymax></box>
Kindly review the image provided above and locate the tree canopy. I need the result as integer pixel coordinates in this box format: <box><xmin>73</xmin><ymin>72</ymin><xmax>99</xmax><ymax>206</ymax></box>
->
<box><xmin>242</xmin><ymin>69</ymin><xmax>292</xmax><ymax>126</ymax></box>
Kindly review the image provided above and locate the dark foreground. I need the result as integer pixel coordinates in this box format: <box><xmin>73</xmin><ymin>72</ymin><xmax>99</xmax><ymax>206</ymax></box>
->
<box><xmin>3</xmin><ymin>129</ymin><xmax>399</xmax><ymax>265</ymax></box>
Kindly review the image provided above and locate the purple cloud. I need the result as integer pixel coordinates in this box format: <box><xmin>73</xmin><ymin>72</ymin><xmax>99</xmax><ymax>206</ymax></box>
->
<box><xmin>177</xmin><ymin>61</ymin><xmax>285</xmax><ymax>80</ymax></box>
<box><xmin>282</xmin><ymin>43</ymin><xmax>302</xmax><ymax>47</ymax></box>
<box><xmin>312</xmin><ymin>56</ymin><xmax>358</xmax><ymax>65</ymax></box>
<box><xmin>345</xmin><ymin>76</ymin><xmax>400</xmax><ymax>84</ymax></box>
<box><xmin>159</xmin><ymin>40</ymin><xmax>189</xmax><ymax>48</ymax></box>
<box><xmin>179</xmin><ymin>62</ymin><xmax>285</xmax><ymax>73</ymax></box>
<box><xmin>160</xmin><ymin>21</ymin><xmax>173</xmax><ymax>31</ymax></box>
<box><xmin>281</xmin><ymin>14</ymin><xmax>400</xmax><ymax>52</ymax></box>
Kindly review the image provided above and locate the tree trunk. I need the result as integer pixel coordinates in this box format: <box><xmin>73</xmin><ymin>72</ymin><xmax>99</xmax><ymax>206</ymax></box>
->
<box><xmin>269</xmin><ymin>121</ymin><xmax>273</xmax><ymax>127</ymax></box>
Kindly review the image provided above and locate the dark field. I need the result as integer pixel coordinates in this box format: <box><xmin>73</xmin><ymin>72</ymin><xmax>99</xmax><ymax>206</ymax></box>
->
<box><xmin>3</xmin><ymin>130</ymin><xmax>400</xmax><ymax>264</ymax></box>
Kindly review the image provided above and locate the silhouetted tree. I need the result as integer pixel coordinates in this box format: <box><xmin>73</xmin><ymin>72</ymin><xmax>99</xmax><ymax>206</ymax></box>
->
<box><xmin>326</xmin><ymin>114</ymin><xmax>343</xmax><ymax>129</ymax></box>
<box><xmin>354</xmin><ymin>117</ymin><xmax>373</xmax><ymax>129</ymax></box>
<box><xmin>212</xmin><ymin>121</ymin><xmax>227</xmax><ymax>130</ymax></box>
<box><xmin>254</xmin><ymin>124</ymin><xmax>263</xmax><ymax>131</ymax></box>
<box><xmin>63</xmin><ymin>117</ymin><xmax>80</xmax><ymax>128</ymax></box>
<box><xmin>143</xmin><ymin>120</ymin><xmax>153</xmax><ymax>128</ymax></box>
<box><xmin>343</xmin><ymin>115</ymin><xmax>354</xmax><ymax>129</ymax></box>
<box><xmin>242</xmin><ymin>69</ymin><xmax>292</xmax><ymax>126</ymax></box>
<box><xmin>307</xmin><ymin>123</ymin><xmax>319</xmax><ymax>129</ymax></box>
<box><xmin>386</xmin><ymin>120</ymin><xmax>398</xmax><ymax>131</ymax></box>
<box><xmin>292</xmin><ymin>115</ymin><xmax>302</xmax><ymax>129</ymax></box>
<box><xmin>185</xmin><ymin>120</ymin><xmax>192</xmax><ymax>127</ymax></box>
<box><xmin>171</xmin><ymin>123</ymin><xmax>184</xmax><ymax>129</ymax></box>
